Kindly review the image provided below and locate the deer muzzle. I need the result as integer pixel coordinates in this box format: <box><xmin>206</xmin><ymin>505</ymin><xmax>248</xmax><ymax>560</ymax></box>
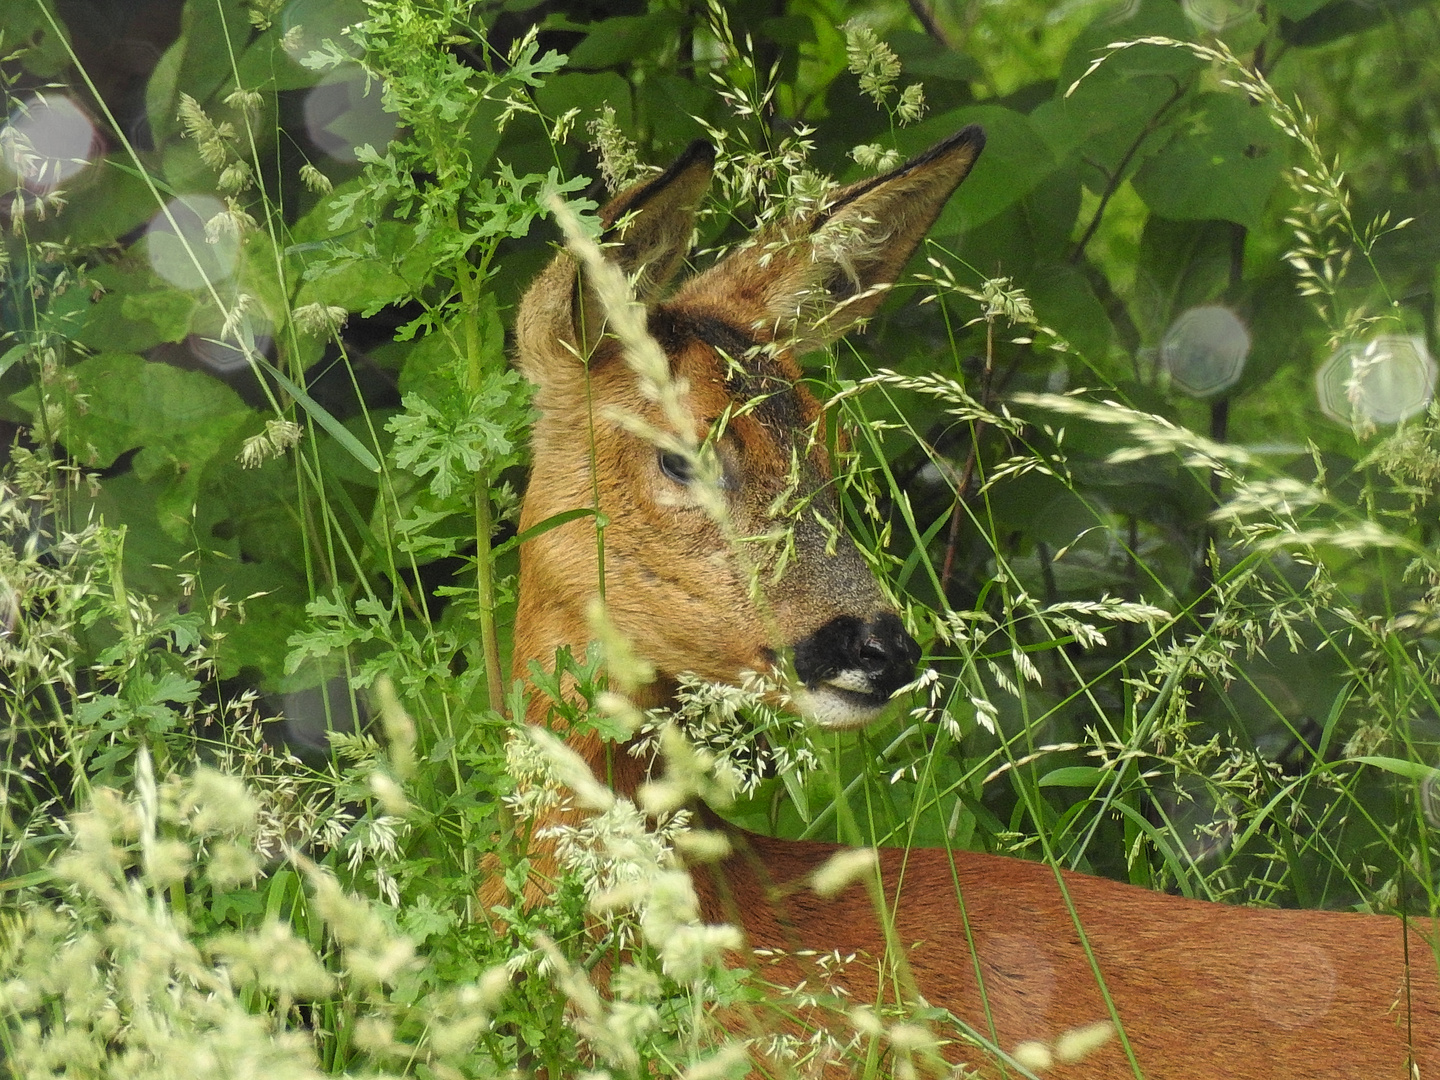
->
<box><xmin>791</xmin><ymin>612</ymin><xmax>921</xmax><ymax>729</ymax></box>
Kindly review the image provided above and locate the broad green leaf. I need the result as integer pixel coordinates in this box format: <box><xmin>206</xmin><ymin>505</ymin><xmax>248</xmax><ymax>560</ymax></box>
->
<box><xmin>1028</xmin><ymin>262</ymin><xmax>1112</xmax><ymax>362</ymax></box>
<box><xmin>1039</xmin><ymin>766</ymin><xmax>1107</xmax><ymax>788</ymax></box>
<box><xmin>60</xmin><ymin>353</ymin><xmax>255</xmax><ymax>540</ymax></box>
<box><xmin>146</xmin><ymin>0</ymin><xmax>252</xmax><ymax>147</ymax></box>
<box><xmin>1268</xmin><ymin>0</ymin><xmax>1330</xmax><ymax>16</ymax></box>
<box><xmin>64</xmin><ymin>352</ymin><xmax>251</xmax><ymax>471</ymax></box>
<box><xmin>293</xmin><ymin>220</ymin><xmax>438</xmax><ymax>314</ymax></box>
<box><xmin>895</xmin><ymin>106</ymin><xmax>1056</xmax><ymax>234</ymax></box>
<box><xmin>0</xmin><ymin>345</ymin><xmax>25</xmax><ymax>379</ymax></box>
<box><xmin>1032</xmin><ymin>78</ymin><xmax>1187</xmax><ymax>193</ymax></box>
<box><xmin>534</xmin><ymin>72</ymin><xmax>633</xmax><ymax>134</ymax></box>
<box><xmin>1280</xmin><ymin>0</ymin><xmax>1430</xmax><ymax>47</ymax></box>
<box><xmin>27</xmin><ymin>158</ymin><xmax>160</xmax><ymax>249</ymax></box>
<box><xmin>97</xmin><ymin>288</ymin><xmax>198</xmax><ymax>349</ymax></box>
<box><xmin>1132</xmin><ymin>94</ymin><xmax>1286</xmax><ymax>231</ymax></box>
<box><xmin>1056</xmin><ymin>0</ymin><xmax>1197</xmax><ymax>90</ymax></box>
<box><xmin>1038</xmin><ymin>1</ymin><xmax>1203</xmax><ymax>196</ymax></box>
<box><xmin>1131</xmin><ymin>217</ymin><xmax>1233</xmax><ymax>344</ymax></box>
<box><xmin>1</xmin><ymin>3</ymin><xmax>72</xmax><ymax>76</ymax></box>
<box><xmin>638</xmin><ymin>75</ymin><xmax>711</xmax><ymax>148</ymax></box>
<box><xmin>145</xmin><ymin>34</ymin><xmax>184</xmax><ymax>146</ymax></box>
<box><xmin>566</xmin><ymin>11</ymin><xmax>687</xmax><ymax>69</ymax></box>
<box><xmin>1229</xmin><ymin>273</ymin><xmax>1311</xmax><ymax>397</ymax></box>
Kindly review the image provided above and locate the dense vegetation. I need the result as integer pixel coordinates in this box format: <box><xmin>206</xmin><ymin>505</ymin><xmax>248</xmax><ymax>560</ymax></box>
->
<box><xmin>2</xmin><ymin>0</ymin><xmax>1439</xmax><ymax>1075</ymax></box>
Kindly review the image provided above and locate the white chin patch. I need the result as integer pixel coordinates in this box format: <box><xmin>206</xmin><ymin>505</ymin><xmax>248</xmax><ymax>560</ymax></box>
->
<box><xmin>796</xmin><ymin>671</ymin><xmax>886</xmax><ymax>730</ymax></box>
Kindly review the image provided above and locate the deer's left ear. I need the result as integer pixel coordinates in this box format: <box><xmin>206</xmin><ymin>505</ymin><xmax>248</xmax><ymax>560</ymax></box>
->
<box><xmin>677</xmin><ymin>125</ymin><xmax>985</xmax><ymax>354</ymax></box>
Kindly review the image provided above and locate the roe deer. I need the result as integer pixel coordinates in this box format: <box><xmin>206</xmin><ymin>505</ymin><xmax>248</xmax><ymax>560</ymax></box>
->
<box><xmin>505</xmin><ymin>127</ymin><xmax>1440</xmax><ymax>1078</ymax></box>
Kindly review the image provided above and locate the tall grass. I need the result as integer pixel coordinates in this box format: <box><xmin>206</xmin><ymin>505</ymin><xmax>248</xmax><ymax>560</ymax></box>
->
<box><xmin>2</xmin><ymin>1</ymin><xmax>1438</xmax><ymax>1077</ymax></box>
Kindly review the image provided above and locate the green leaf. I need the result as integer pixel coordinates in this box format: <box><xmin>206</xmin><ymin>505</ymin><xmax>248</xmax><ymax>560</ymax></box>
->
<box><xmin>1038</xmin><ymin>766</ymin><xmax>1106</xmax><ymax>788</ymax></box>
<box><xmin>1036</xmin><ymin>2</ymin><xmax>1203</xmax><ymax>196</ymax></box>
<box><xmin>1352</xmin><ymin>756</ymin><xmax>1437</xmax><ymax>783</ymax></box>
<box><xmin>63</xmin><ymin>352</ymin><xmax>251</xmax><ymax>470</ymax></box>
<box><xmin>780</xmin><ymin>767</ymin><xmax>811</xmax><ymax>824</ymax></box>
<box><xmin>250</xmin><ymin>354</ymin><xmax>381</xmax><ymax>473</ymax></box>
<box><xmin>75</xmin><ymin>263</ymin><xmax>201</xmax><ymax>352</ymax></box>
<box><xmin>119</xmin><ymin>289</ymin><xmax>200</xmax><ymax>346</ymax></box>
<box><xmin>145</xmin><ymin>0</ymin><xmax>252</xmax><ymax>147</ymax></box>
<box><xmin>144</xmin><ymin>33</ymin><xmax>184</xmax><ymax>145</ymax></box>
<box><xmin>1131</xmin><ymin>217</ymin><xmax>1234</xmax><ymax>343</ymax></box>
<box><xmin>1032</xmin><ymin>77</ymin><xmax>1188</xmax><ymax>193</ymax></box>
<box><xmin>1</xmin><ymin>3</ymin><xmax>73</xmax><ymax>76</ymax></box>
<box><xmin>638</xmin><ymin>75</ymin><xmax>712</xmax><ymax>147</ymax></box>
<box><xmin>1056</xmin><ymin>0</ymin><xmax>1197</xmax><ymax>90</ymax></box>
<box><xmin>1268</xmin><ymin>0</ymin><xmax>1329</xmax><ymax>17</ymax></box>
<box><xmin>895</xmin><ymin>106</ymin><xmax>1056</xmax><ymax>233</ymax></box>
<box><xmin>566</xmin><ymin>11</ymin><xmax>686</xmax><ymax>69</ymax></box>
<box><xmin>27</xmin><ymin>158</ymin><xmax>160</xmax><ymax>249</ymax></box>
<box><xmin>0</xmin><ymin>345</ymin><xmax>26</xmax><ymax>379</ymax></box>
<box><xmin>387</xmin><ymin>369</ymin><xmax>532</xmax><ymax>497</ymax></box>
<box><xmin>1028</xmin><ymin>262</ymin><xmax>1112</xmax><ymax>361</ymax></box>
<box><xmin>534</xmin><ymin>72</ymin><xmax>633</xmax><ymax>133</ymax></box>
<box><xmin>1132</xmin><ymin>94</ymin><xmax>1286</xmax><ymax>231</ymax></box>
<box><xmin>492</xmin><ymin>508</ymin><xmax>599</xmax><ymax>560</ymax></box>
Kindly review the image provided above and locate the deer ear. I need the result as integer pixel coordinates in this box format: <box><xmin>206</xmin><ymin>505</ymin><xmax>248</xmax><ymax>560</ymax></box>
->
<box><xmin>676</xmin><ymin>125</ymin><xmax>985</xmax><ymax>355</ymax></box>
<box><xmin>594</xmin><ymin>141</ymin><xmax>716</xmax><ymax>302</ymax></box>
<box><xmin>515</xmin><ymin>141</ymin><xmax>715</xmax><ymax>385</ymax></box>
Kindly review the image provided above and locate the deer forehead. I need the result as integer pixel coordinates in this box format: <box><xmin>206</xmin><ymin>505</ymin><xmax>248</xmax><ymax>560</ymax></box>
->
<box><xmin>649</xmin><ymin>306</ymin><xmax>827</xmax><ymax>473</ymax></box>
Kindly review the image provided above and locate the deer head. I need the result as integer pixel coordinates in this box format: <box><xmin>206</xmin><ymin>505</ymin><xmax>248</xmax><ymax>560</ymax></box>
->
<box><xmin>513</xmin><ymin>127</ymin><xmax>984</xmax><ymax>732</ymax></box>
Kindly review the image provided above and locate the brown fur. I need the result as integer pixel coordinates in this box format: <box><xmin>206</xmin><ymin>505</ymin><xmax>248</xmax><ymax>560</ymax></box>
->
<box><xmin>504</xmin><ymin>128</ymin><xmax>1440</xmax><ymax>1077</ymax></box>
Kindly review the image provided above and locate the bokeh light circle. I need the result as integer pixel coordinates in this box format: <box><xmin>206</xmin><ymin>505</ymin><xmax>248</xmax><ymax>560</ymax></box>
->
<box><xmin>1161</xmin><ymin>305</ymin><xmax>1250</xmax><ymax>397</ymax></box>
<box><xmin>303</xmin><ymin>68</ymin><xmax>397</xmax><ymax>163</ymax></box>
<box><xmin>188</xmin><ymin>309</ymin><xmax>274</xmax><ymax>374</ymax></box>
<box><xmin>0</xmin><ymin>95</ymin><xmax>99</xmax><ymax>193</ymax></box>
<box><xmin>281</xmin><ymin>0</ymin><xmax>367</xmax><ymax>62</ymax></box>
<box><xmin>1182</xmin><ymin>0</ymin><xmax>1259</xmax><ymax>31</ymax></box>
<box><xmin>146</xmin><ymin>196</ymin><xmax>240</xmax><ymax>291</ymax></box>
<box><xmin>1316</xmin><ymin>335</ymin><xmax>1437</xmax><ymax>427</ymax></box>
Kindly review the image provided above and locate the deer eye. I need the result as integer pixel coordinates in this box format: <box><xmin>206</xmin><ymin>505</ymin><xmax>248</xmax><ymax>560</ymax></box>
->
<box><xmin>658</xmin><ymin>449</ymin><xmax>695</xmax><ymax>485</ymax></box>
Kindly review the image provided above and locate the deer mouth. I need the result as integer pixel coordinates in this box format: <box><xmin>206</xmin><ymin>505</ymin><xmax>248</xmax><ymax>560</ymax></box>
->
<box><xmin>791</xmin><ymin>613</ymin><xmax>922</xmax><ymax>729</ymax></box>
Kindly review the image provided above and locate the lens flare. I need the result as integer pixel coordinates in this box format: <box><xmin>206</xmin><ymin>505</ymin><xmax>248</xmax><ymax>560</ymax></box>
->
<box><xmin>1161</xmin><ymin>305</ymin><xmax>1250</xmax><ymax>397</ymax></box>
<box><xmin>303</xmin><ymin>68</ymin><xmax>397</xmax><ymax>163</ymax></box>
<box><xmin>281</xmin><ymin>0</ymin><xmax>367</xmax><ymax>62</ymax></box>
<box><xmin>0</xmin><ymin>95</ymin><xmax>99</xmax><ymax>194</ymax></box>
<box><xmin>1182</xmin><ymin>0</ymin><xmax>1258</xmax><ymax>32</ymax></box>
<box><xmin>146</xmin><ymin>195</ymin><xmax>240</xmax><ymax>291</ymax></box>
<box><xmin>1316</xmin><ymin>335</ymin><xmax>1436</xmax><ymax>427</ymax></box>
<box><xmin>187</xmin><ymin>309</ymin><xmax>274</xmax><ymax>374</ymax></box>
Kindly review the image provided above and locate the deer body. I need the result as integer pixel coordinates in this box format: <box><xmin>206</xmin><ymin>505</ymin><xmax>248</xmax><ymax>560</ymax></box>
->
<box><xmin>507</xmin><ymin>128</ymin><xmax>1440</xmax><ymax>1077</ymax></box>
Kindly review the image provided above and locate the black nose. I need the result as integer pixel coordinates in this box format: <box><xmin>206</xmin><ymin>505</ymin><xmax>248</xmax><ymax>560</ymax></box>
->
<box><xmin>792</xmin><ymin>612</ymin><xmax>922</xmax><ymax>702</ymax></box>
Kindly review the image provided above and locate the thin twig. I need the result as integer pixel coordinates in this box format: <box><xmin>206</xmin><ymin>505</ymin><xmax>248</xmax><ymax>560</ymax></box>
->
<box><xmin>1070</xmin><ymin>79</ymin><xmax>1188</xmax><ymax>265</ymax></box>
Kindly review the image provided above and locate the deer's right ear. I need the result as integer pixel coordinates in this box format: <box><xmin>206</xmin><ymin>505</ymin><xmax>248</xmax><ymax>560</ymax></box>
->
<box><xmin>516</xmin><ymin>141</ymin><xmax>715</xmax><ymax>386</ymax></box>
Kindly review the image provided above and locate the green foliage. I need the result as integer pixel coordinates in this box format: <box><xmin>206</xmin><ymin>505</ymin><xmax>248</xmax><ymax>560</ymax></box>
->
<box><xmin>3</xmin><ymin>0</ymin><xmax>1440</xmax><ymax>1075</ymax></box>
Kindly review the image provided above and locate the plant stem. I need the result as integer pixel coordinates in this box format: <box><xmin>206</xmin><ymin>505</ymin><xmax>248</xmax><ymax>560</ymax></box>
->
<box><xmin>459</xmin><ymin>261</ymin><xmax>506</xmax><ymax>716</ymax></box>
<box><xmin>473</xmin><ymin>465</ymin><xmax>505</xmax><ymax>715</ymax></box>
